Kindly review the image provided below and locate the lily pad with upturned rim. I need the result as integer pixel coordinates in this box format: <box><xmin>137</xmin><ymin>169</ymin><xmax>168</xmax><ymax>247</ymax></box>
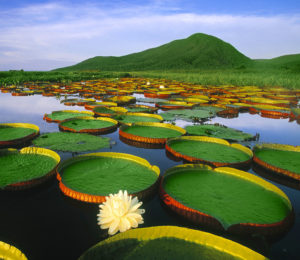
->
<box><xmin>160</xmin><ymin>164</ymin><xmax>293</xmax><ymax>236</ymax></box>
<box><xmin>79</xmin><ymin>226</ymin><xmax>267</xmax><ymax>260</ymax></box>
<box><xmin>0</xmin><ymin>123</ymin><xmax>39</xmax><ymax>147</ymax></box>
<box><xmin>125</xmin><ymin>104</ymin><xmax>158</xmax><ymax>113</ymax></box>
<box><xmin>58</xmin><ymin>116</ymin><xmax>118</xmax><ymax>134</ymax></box>
<box><xmin>253</xmin><ymin>143</ymin><xmax>300</xmax><ymax>181</ymax></box>
<box><xmin>159</xmin><ymin>109</ymin><xmax>215</xmax><ymax>121</ymax></box>
<box><xmin>119</xmin><ymin>122</ymin><xmax>186</xmax><ymax>144</ymax></box>
<box><xmin>32</xmin><ymin>132</ymin><xmax>111</xmax><ymax>152</ymax></box>
<box><xmin>0</xmin><ymin>241</ymin><xmax>28</xmax><ymax>260</ymax></box>
<box><xmin>93</xmin><ymin>106</ymin><xmax>127</xmax><ymax>117</ymax></box>
<box><xmin>166</xmin><ymin>136</ymin><xmax>252</xmax><ymax>168</ymax></box>
<box><xmin>185</xmin><ymin>124</ymin><xmax>254</xmax><ymax>142</ymax></box>
<box><xmin>43</xmin><ymin>110</ymin><xmax>94</xmax><ymax>123</ymax></box>
<box><xmin>0</xmin><ymin>147</ymin><xmax>60</xmax><ymax>190</ymax></box>
<box><xmin>56</xmin><ymin>152</ymin><xmax>160</xmax><ymax>203</ymax></box>
<box><xmin>113</xmin><ymin>113</ymin><xmax>163</xmax><ymax>125</ymax></box>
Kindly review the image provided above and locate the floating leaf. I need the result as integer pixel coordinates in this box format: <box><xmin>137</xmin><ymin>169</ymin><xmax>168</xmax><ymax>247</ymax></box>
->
<box><xmin>33</xmin><ymin>132</ymin><xmax>111</xmax><ymax>152</ymax></box>
<box><xmin>185</xmin><ymin>124</ymin><xmax>254</xmax><ymax>142</ymax></box>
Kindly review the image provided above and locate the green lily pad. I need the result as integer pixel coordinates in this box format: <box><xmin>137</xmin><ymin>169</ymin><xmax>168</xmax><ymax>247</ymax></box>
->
<box><xmin>137</xmin><ymin>97</ymin><xmax>168</xmax><ymax>103</ymax></box>
<box><xmin>79</xmin><ymin>226</ymin><xmax>267</xmax><ymax>260</ymax></box>
<box><xmin>44</xmin><ymin>110</ymin><xmax>93</xmax><ymax>122</ymax></box>
<box><xmin>167</xmin><ymin>138</ymin><xmax>250</xmax><ymax>163</ymax></box>
<box><xmin>292</xmin><ymin>108</ymin><xmax>300</xmax><ymax>116</ymax></box>
<box><xmin>59</xmin><ymin>155</ymin><xmax>158</xmax><ymax>195</ymax></box>
<box><xmin>59</xmin><ymin>117</ymin><xmax>117</xmax><ymax>132</ymax></box>
<box><xmin>121</xmin><ymin>124</ymin><xmax>184</xmax><ymax>139</ymax></box>
<box><xmin>0</xmin><ymin>126</ymin><xmax>37</xmax><ymax>142</ymax></box>
<box><xmin>162</xmin><ymin>165</ymin><xmax>291</xmax><ymax>230</ymax></box>
<box><xmin>113</xmin><ymin>114</ymin><xmax>162</xmax><ymax>125</ymax></box>
<box><xmin>0</xmin><ymin>148</ymin><xmax>58</xmax><ymax>188</ymax></box>
<box><xmin>32</xmin><ymin>132</ymin><xmax>111</xmax><ymax>152</ymax></box>
<box><xmin>185</xmin><ymin>124</ymin><xmax>254</xmax><ymax>142</ymax></box>
<box><xmin>159</xmin><ymin>109</ymin><xmax>215</xmax><ymax>121</ymax></box>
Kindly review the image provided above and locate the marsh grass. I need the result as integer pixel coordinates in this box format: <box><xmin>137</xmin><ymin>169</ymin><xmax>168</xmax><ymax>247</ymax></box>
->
<box><xmin>130</xmin><ymin>69</ymin><xmax>300</xmax><ymax>90</ymax></box>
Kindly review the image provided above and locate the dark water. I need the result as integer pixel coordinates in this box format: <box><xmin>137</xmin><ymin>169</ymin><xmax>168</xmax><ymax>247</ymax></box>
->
<box><xmin>0</xmin><ymin>93</ymin><xmax>299</xmax><ymax>260</ymax></box>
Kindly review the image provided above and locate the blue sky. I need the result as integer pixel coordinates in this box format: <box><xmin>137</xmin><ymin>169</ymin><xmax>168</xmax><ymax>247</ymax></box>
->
<box><xmin>0</xmin><ymin>0</ymin><xmax>300</xmax><ymax>70</ymax></box>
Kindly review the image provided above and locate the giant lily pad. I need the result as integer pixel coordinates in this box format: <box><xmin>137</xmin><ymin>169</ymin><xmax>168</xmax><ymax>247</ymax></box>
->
<box><xmin>160</xmin><ymin>164</ymin><xmax>293</xmax><ymax>236</ymax></box>
<box><xmin>57</xmin><ymin>152</ymin><xmax>160</xmax><ymax>203</ymax></box>
<box><xmin>0</xmin><ymin>147</ymin><xmax>60</xmax><ymax>190</ymax></box>
<box><xmin>0</xmin><ymin>241</ymin><xmax>28</xmax><ymax>260</ymax></box>
<box><xmin>125</xmin><ymin>104</ymin><xmax>158</xmax><ymax>113</ymax></box>
<box><xmin>253</xmin><ymin>143</ymin><xmax>300</xmax><ymax>181</ymax></box>
<box><xmin>59</xmin><ymin>116</ymin><xmax>118</xmax><ymax>134</ymax></box>
<box><xmin>79</xmin><ymin>226</ymin><xmax>266</xmax><ymax>260</ymax></box>
<box><xmin>93</xmin><ymin>106</ymin><xmax>127</xmax><ymax>117</ymax></box>
<box><xmin>119</xmin><ymin>122</ymin><xmax>186</xmax><ymax>144</ymax></box>
<box><xmin>0</xmin><ymin>123</ymin><xmax>39</xmax><ymax>147</ymax></box>
<box><xmin>113</xmin><ymin>113</ymin><xmax>163</xmax><ymax>125</ymax></box>
<box><xmin>136</xmin><ymin>97</ymin><xmax>168</xmax><ymax>103</ymax></box>
<box><xmin>32</xmin><ymin>132</ymin><xmax>111</xmax><ymax>152</ymax></box>
<box><xmin>43</xmin><ymin>110</ymin><xmax>94</xmax><ymax>123</ymax></box>
<box><xmin>166</xmin><ymin>136</ymin><xmax>252</xmax><ymax>168</ymax></box>
<box><xmin>185</xmin><ymin>124</ymin><xmax>254</xmax><ymax>142</ymax></box>
<box><xmin>159</xmin><ymin>109</ymin><xmax>215</xmax><ymax>121</ymax></box>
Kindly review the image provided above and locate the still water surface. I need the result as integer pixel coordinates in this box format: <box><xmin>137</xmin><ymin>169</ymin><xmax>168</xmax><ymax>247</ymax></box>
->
<box><xmin>0</xmin><ymin>93</ymin><xmax>299</xmax><ymax>260</ymax></box>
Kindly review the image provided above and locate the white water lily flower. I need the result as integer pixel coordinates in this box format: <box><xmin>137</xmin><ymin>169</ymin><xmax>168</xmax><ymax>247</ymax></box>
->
<box><xmin>97</xmin><ymin>190</ymin><xmax>145</xmax><ymax>235</ymax></box>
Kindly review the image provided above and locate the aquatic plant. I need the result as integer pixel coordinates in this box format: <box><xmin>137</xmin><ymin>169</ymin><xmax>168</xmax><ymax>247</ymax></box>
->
<box><xmin>97</xmin><ymin>190</ymin><xmax>145</xmax><ymax>235</ymax></box>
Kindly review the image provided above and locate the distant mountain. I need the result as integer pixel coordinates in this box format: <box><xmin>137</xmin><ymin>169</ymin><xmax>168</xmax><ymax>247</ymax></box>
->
<box><xmin>55</xmin><ymin>33</ymin><xmax>252</xmax><ymax>71</ymax></box>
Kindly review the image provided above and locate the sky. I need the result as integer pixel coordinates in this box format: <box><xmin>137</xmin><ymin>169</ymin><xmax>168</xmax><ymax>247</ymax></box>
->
<box><xmin>0</xmin><ymin>0</ymin><xmax>300</xmax><ymax>70</ymax></box>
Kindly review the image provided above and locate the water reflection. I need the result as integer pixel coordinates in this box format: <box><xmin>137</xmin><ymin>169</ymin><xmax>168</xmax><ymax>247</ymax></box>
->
<box><xmin>0</xmin><ymin>93</ymin><xmax>300</xmax><ymax>260</ymax></box>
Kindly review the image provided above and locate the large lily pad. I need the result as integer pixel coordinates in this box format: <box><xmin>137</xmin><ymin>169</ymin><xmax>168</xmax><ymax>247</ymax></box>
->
<box><xmin>79</xmin><ymin>226</ymin><xmax>267</xmax><ymax>260</ymax></box>
<box><xmin>32</xmin><ymin>132</ymin><xmax>111</xmax><ymax>152</ymax></box>
<box><xmin>166</xmin><ymin>136</ymin><xmax>252</xmax><ymax>168</ymax></box>
<box><xmin>185</xmin><ymin>124</ymin><xmax>254</xmax><ymax>142</ymax></box>
<box><xmin>161</xmin><ymin>164</ymin><xmax>292</xmax><ymax>235</ymax></box>
<box><xmin>253</xmin><ymin>143</ymin><xmax>300</xmax><ymax>180</ymax></box>
<box><xmin>57</xmin><ymin>152</ymin><xmax>160</xmax><ymax>202</ymax></box>
<box><xmin>0</xmin><ymin>147</ymin><xmax>59</xmax><ymax>189</ymax></box>
<box><xmin>159</xmin><ymin>109</ymin><xmax>215</xmax><ymax>121</ymax></box>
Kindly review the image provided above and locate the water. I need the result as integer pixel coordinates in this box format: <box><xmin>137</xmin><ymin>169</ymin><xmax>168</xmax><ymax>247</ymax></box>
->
<box><xmin>0</xmin><ymin>92</ymin><xmax>300</xmax><ymax>260</ymax></box>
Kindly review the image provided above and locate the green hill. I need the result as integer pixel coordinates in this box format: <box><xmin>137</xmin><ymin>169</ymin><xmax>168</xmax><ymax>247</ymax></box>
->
<box><xmin>55</xmin><ymin>33</ymin><xmax>252</xmax><ymax>71</ymax></box>
<box><xmin>254</xmin><ymin>54</ymin><xmax>300</xmax><ymax>72</ymax></box>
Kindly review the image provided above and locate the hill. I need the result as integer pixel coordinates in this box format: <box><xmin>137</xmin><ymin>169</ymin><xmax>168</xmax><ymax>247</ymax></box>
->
<box><xmin>253</xmin><ymin>54</ymin><xmax>300</xmax><ymax>72</ymax></box>
<box><xmin>55</xmin><ymin>33</ymin><xmax>252</xmax><ymax>71</ymax></box>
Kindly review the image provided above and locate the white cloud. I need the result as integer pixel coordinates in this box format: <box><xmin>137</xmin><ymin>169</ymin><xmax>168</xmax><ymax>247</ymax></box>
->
<box><xmin>0</xmin><ymin>2</ymin><xmax>299</xmax><ymax>70</ymax></box>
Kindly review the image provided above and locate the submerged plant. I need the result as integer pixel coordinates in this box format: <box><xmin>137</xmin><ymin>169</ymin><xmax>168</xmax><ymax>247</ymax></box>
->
<box><xmin>97</xmin><ymin>190</ymin><xmax>145</xmax><ymax>235</ymax></box>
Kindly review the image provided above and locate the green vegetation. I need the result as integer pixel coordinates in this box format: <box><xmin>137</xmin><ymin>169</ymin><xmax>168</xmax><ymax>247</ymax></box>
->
<box><xmin>130</xmin><ymin>68</ymin><xmax>300</xmax><ymax>89</ymax></box>
<box><xmin>61</xmin><ymin>156</ymin><xmax>158</xmax><ymax>194</ymax></box>
<box><xmin>185</xmin><ymin>124</ymin><xmax>254</xmax><ymax>141</ymax></box>
<box><xmin>0</xmin><ymin>151</ymin><xmax>57</xmax><ymax>188</ymax></box>
<box><xmin>80</xmin><ymin>237</ymin><xmax>240</xmax><ymax>260</ymax></box>
<box><xmin>0</xmin><ymin>126</ymin><xmax>37</xmax><ymax>141</ymax></box>
<box><xmin>0</xmin><ymin>33</ymin><xmax>299</xmax><ymax>89</ymax></box>
<box><xmin>159</xmin><ymin>108</ymin><xmax>216</xmax><ymax>121</ymax></box>
<box><xmin>167</xmin><ymin>139</ymin><xmax>250</xmax><ymax>163</ymax></box>
<box><xmin>56</xmin><ymin>33</ymin><xmax>251</xmax><ymax>71</ymax></box>
<box><xmin>122</xmin><ymin>125</ymin><xmax>183</xmax><ymax>138</ymax></box>
<box><xmin>163</xmin><ymin>168</ymin><xmax>290</xmax><ymax>229</ymax></box>
<box><xmin>254</xmin><ymin>148</ymin><xmax>300</xmax><ymax>174</ymax></box>
<box><xmin>0</xmin><ymin>70</ymin><xmax>130</xmax><ymax>86</ymax></box>
<box><xmin>59</xmin><ymin>118</ymin><xmax>115</xmax><ymax>131</ymax></box>
<box><xmin>113</xmin><ymin>115</ymin><xmax>161</xmax><ymax>124</ymax></box>
<box><xmin>33</xmin><ymin>132</ymin><xmax>111</xmax><ymax>152</ymax></box>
